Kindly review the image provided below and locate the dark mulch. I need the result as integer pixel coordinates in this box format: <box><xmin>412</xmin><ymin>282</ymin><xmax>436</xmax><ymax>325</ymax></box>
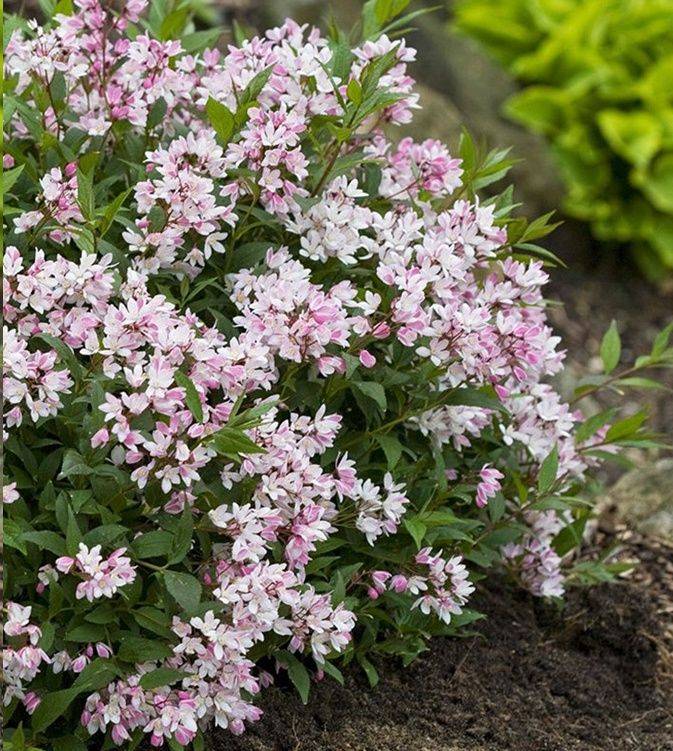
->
<box><xmin>211</xmin><ymin>531</ymin><xmax>673</xmax><ymax>751</ymax></box>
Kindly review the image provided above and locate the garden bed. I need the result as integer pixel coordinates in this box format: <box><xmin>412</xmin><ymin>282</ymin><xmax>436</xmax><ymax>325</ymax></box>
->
<box><xmin>214</xmin><ymin>530</ymin><xmax>673</xmax><ymax>751</ymax></box>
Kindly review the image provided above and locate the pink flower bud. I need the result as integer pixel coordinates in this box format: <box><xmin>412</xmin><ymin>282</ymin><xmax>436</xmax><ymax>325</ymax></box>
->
<box><xmin>359</xmin><ymin>349</ymin><xmax>376</xmax><ymax>368</ymax></box>
<box><xmin>71</xmin><ymin>655</ymin><xmax>88</xmax><ymax>673</ymax></box>
<box><xmin>91</xmin><ymin>427</ymin><xmax>109</xmax><ymax>448</ymax></box>
<box><xmin>23</xmin><ymin>692</ymin><xmax>41</xmax><ymax>714</ymax></box>
<box><xmin>372</xmin><ymin>321</ymin><xmax>391</xmax><ymax>339</ymax></box>
<box><xmin>55</xmin><ymin>556</ymin><xmax>75</xmax><ymax>574</ymax></box>
<box><xmin>96</xmin><ymin>643</ymin><xmax>112</xmax><ymax>658</ymax></box>
<box><xmin>175</xmin><ymin>727</ymin><xmax>194</xmax><ymax>745</ymax></box>
<box><xmin>494</xmin><ymin>384</ymin><xmax>509</xmax><ymax>400</ymax></box>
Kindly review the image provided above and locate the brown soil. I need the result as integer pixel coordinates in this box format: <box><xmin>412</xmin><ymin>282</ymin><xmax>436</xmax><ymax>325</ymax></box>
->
<box><xmin>211</xmin><ymin>531</ymin><xmax>673</xmax><ymax>751</ymax></box>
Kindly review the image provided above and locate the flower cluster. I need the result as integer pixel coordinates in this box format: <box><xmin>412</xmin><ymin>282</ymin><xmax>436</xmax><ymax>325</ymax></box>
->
<box><xmin>54</xmin><ymin>544</ymin><xmax>137</xmax><ymax>602</ymax></box>
<box><xmin>3</xmin><ymin>604</ymin><xmax>50</xmax><ymax>713</ymax></box>
<box><xmin>503</xmin><ymin>511</ymin><xmax>566</xmax><ymax>598</ymax></box>
<box><xmin>13</xmin><ymin>164</ymin><xmax>84</xmax><ymax>241</ymax></box>
<box><xmin>123</xmin><ymin>132</ymin><xmax>237</xmax><ymax>274</ymax></box>
<box><xmin>4</xmin><ymin>2</ymin><xmax>668</xmax><ymax>749</ymax></box>
<box><xmin>368</xmin><ymin>547</ymin><xmax>475</xmax><ymax>625</ymax></box>
<box><xmin>230</xmin><ymin>248</ymin><xmax>356</xmax><ymax>367</ymax></box>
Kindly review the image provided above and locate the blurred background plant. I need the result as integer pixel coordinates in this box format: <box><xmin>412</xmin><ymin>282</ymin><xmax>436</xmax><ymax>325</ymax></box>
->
<box><xmin>453</xmin><ymin>0</ymin><xmax>673</xmax><ymax>279</ymax></box>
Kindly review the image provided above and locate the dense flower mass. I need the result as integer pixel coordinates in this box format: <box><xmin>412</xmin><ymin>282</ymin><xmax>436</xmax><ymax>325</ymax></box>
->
<box><xmin>3</xmin><ymin>1</ymin><xmax>670</xmax><ymax>749</ymax></box>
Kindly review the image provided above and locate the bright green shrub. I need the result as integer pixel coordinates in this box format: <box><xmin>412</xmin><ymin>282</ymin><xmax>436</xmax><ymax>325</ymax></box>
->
<box><xmin>454</xmin><ymin>0</ymin><xmax>673</xmax><ymax>277</ymax></box>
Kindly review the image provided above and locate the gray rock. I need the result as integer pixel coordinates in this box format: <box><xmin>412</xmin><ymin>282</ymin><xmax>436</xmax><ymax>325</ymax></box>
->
<box><xmin>603</xmin><ymin>459</ymin><xmax>673</xmax><ymax>540</ymax></box>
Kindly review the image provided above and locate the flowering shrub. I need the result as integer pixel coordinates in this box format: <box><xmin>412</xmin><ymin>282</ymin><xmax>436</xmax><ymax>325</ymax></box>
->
<box><xmin>3</xmin><ymin>1</ymin><xmax>673</xmax><ymax>749</ymax></box>
<box><xmin>453</xmin><ymin>0</ymin><xmax>673</xmax><ymax>278</ymax></box>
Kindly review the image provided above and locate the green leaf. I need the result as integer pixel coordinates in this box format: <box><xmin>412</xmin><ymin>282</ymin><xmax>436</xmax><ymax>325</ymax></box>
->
<box><xmin>159</xmin><ymin>6</ymin><xmax>188</xmax><ymax>40</ymax></box>
<box><xmin>232</xmin><ymin>18</ymin><xmax>252</xmax><ymax>46</ymax></box>
<box><xmin>376</xmin><ymin>434</ymin><xmax>402</xmax><ymax>470</ymax></box>
<box><xmin>346</xmin><ymin>78</ymin><xmax>362</xmax><ymax>105</ymax></box>
<box><xmin>76</xmin><ymin>166</ymin><xmax>95</xmax><ymax>221</ymax></box>
<box><xmin>597</xmin><ymin>109</ymin><xmax>661</xmax><ymax>168</ymax></box>
<box><xmin>362</xmin><ymin>0</ymin><xmax>382</xmax><ymax>39</ymax></box>
<box><xmin>574</xmin><ymin>409</ymin><xmax>615</xmax><ymax>444</ymax></box>
<box><xmin>133</xmin><ymin>606</ymin><xmax>173</xmax><ymax>639</ymax></box>
<box><xmin>504</xmin><ymin>86</ymin><xmax>568</xmax><ymax>135</ymax></box>
<box><xmin>357</xmin><ymin>654</ymin><xmax>379</xmax><ymax>687</ymax></box>
<box><xmin>85</xmin><ymin>604</ymin><xmax>117</xmax><ymax>624</ymax></box>
<box><xmin>321</xmin><ymin>660</ymin><xmax>345</xmax><ymax>685</ymax></box>
<box><xmin>35</xmin><ymin>332</ymin><xmax>82</xmax><ymax>380</ymax></box>
<box><xmin>605</xmin><ymin>410</ymin><xmax>648</xmax><ymax>443</ymax></box>
<box><xmin>205</xmin><ymin>97</ymin><xmax>235</xmax><ymax>146</ymax></box>
<box><xmin>163</xmin><ymin>570</ymin><xmax>202</xmax><ymax>612</ymax></box>
<box><xmin>553</xmin><ymin>514</ymin><xmax>588</xmax><ymax>557</ymax></box>
<box><xmin>331</xmin><ymin>41</ymin><xmax>353</xmax><ymax>79</ymax></box>
<box><xmin>242</xmin><ymin>66</ymin><xmax>274</xmax><ymax>102</ymax></box>
<box><xmin>617</xmin><ymin>376</ymin><xmax>668</xmax><ymax>390</ymax></box>
<box><xmin>53</xmin><ymin>738</ymin><xmax>87</xmax><ymax>751</ymax></box>
<box><xmin>537</xmin><ymin>446</ymin><xmax>559</xmax><ymax>495</ymax></box>
<box><xmin>22</xmin><ymin>530</ymin><xmax>66</xmax><ymax>556</ymax></box>
<box><xmin>117</xmin><ymin>636</ymin><xmax>174</xmax><ymax>663</ymax></box>
<box><xmin>130</xmin><ymin>530</ymin><xmax>173</xmax><ymax>559</ymax></box>
<box><xmin>208</xmin><ymin>426</ymin><xmax>266</xmax><ymax>459</ymax></box>
<box><xmin>331</xmin><ymin>569</ymin><xmax>346</xmax><ymax>604</ymax></box>
<box><xmin>234</xmin><ymin>67</ymin><xmax>274</xmax><ymax>127</ymax></box>
<box><xmin>72</xmin><ymin>658</ymin><xmax>118</xmax><ymax>691</ymax></box>
<box><xmin>174</xmin><ymin>371</ymin><xmax>204</xmax><ymax>423</ymax></box>
<box><xmin>228</xmin><ymin>241</ymin><xmax>272</xmax><ymax>271</ymax></box>
<box><xmin>30</xmin><ymin>688</ymin><xmax>79</xmax><ymax>732</ymax></box>
<box><xmin>3</xmin><ymin>164</ymin><xmax>24</xmax><ymax>194</ymax></box>
<box><xmin>139</xmin><ymin>667</ymin><xmax>188</xmax><ymax>691</ymax></box>
<box><xmin>651</xmin><ymin>322</ymin><xmax>673</xmax><ymax>358</ymax></box>
<box><xmin>353</xmin><ymin>381</ymin><xmax>387</xmax><ymax>412</ymax></box>
<box><xmin>444</xmin><ymin>386</ymin><xmax>503</xmax><ymax>411</ymax></box>
<box><xmin>83</xmin><ymin>524</ymin><xmax>126</xmax><ymax>547</ymax></box>
<box><xmin>168</xmin><ymin>509</ymin><xmax>194</xmax><ymax>565</ymax></box>
<box><xmin>66</xmin><ymin>623</ymin><xmax>106</xmax><ymax>642</ymax></box>
<box><xmin>278</xmin><ymin>651</ymin><xmax>311</xmax><ymax>704</ymax></box>
<box><xmin>65</xmin><ymin>507</ymin><xmax>82</xmax><ymax>556</ymax></box>
<box><xmin>600</xmin><ymin>320</ymin><xmax>621</xmax><ymax>375</ymax></box>
<box><xmin>146</xmin><ymin>98</ymin><xmax>167</xmax><ymax>130</ymax></box>
<box><xmin>227</xmin><ymin>397</ymin><xmax>278</xmax><ymax>430</ymax></box>
<box><xmin>4</xmin><ymin>519</ymin><xmax>27</xmax><ymax>554</ymax></box>
<box><xmin>403</xmin><ymin>517</ymin><xmax>427</xmax><ymax>549</ymax></box>
<box><xmin>181</xmin><ymin>28</ymin><xmax>223</xmax><ymax>54</ymax></box>
<box><xmin>53</xmin><ymin>0</ymin><xmax>74</xmax><ymax>14</ymax></box>
<box><xmin>641</xmin><ymin>153</ymin><xmax>673</xmax><ymax>214</ymax></box>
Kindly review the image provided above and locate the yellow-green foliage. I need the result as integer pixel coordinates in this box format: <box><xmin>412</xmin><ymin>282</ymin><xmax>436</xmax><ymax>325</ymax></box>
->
<box><xmin>454</xmin><ymin>0</ymin><xmax>673</xmax><ymax>277</ymax></box>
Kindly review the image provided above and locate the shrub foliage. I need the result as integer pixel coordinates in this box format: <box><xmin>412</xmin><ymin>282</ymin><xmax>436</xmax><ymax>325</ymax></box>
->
<box><xmin>454</xmin><ymin>0</ymin><xmax>673</xmax><ymax>277</ymax></box>
<box><xmin>3</xmin><ymin>1</ymin><xmax>672</xmax><ymax>749</ymax></box>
